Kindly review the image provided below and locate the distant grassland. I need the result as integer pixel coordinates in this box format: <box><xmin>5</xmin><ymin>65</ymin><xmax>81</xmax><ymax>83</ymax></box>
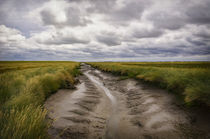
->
<box><xmin>88</xmin><ymin>62</ymin><xmax>210</xmax><ymax>107</ymax></box>
<box><xmin>0</xmin><ymin>61</ymin><xmax>80</xmax><ymax>139</ymax></box>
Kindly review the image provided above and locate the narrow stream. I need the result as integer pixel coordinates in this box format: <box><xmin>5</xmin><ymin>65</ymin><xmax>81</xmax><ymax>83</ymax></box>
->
<box><xmin>84</xmin><ymin>70</ymin><xmax>120</xmax><ymax>139</ymax></box>
<box><xmin>84</xmin><ymin>71</ymin><xmax>116</xmax><ymax>106</ymax></box>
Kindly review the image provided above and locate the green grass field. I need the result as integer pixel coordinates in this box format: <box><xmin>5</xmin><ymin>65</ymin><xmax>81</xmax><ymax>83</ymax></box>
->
<box><xmin>88</xmin><ymin>62</ymin><xmax>210</xmax><ymax>107</ymax></box>
<box><xmin>0</xmin><ymin>61</ymin><xmax>80</xmax><ymax>139</ymax></box>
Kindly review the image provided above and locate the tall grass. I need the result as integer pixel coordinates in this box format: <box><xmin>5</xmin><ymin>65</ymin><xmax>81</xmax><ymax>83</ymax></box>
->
<box><xmin>0</xmin><ymin>61</ymin><xmax>80</xmax><ymax>139</ymax></box>
<box><xmin>88</xmin><ymin>62</ymin><xmax>210</xmax><ymax>107</ymax></box>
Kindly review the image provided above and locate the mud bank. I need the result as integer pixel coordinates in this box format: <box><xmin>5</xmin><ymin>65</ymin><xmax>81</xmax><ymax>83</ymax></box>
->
<box><xmin>45</xmin><ymin>64</ymin><xmax>210</xmax><ymax>139</ymax></box>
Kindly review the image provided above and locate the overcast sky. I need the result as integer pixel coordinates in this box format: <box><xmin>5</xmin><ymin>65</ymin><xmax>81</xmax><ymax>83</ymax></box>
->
<box><xmin>0</xmin><ymin>0</ymin><xmax>210</xmax><ymax>61</ymax></box>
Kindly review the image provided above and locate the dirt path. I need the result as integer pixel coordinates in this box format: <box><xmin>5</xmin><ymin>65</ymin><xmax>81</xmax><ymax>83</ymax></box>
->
<box><xmin>45</xmin><ymin>64</ymin><xmax>209</xmax><ymax>139</ymax></box>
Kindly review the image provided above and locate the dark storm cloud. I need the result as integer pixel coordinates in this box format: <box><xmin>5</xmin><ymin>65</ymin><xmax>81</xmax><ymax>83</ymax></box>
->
<box><xmin>0</xmin><ymin>0</ymin><xmax>49</xmax><ymax>11</ymax></box>
<box><xmin>66</xmin><ymin>0</ymin><xmax>150</xmax><ymax>23</ymax></box>
<box><xmin>0</xmin><ymin>0</ymin><xmax>48</xmax><ymax>36</ymax></box>
<box><xmin>131</xmin><ymin>47</ymin><xmax>181</xmax><ymax>56</ymax></box>
<box><xmin>40</xmin><ymin>7</ymin><xmax>92</xmax><ymax>27</ymax></box>
<box><xmin>147</xmin><ymin>11</ymin><xmax>186</xmax><ymax>30</ymax></box>
<box><xmin>195</xmin><ymin>33</ymin><xmax>210</xmax><ymax>40</ymax></box>
<box><xmin>193</xmin><ymin>27</ymin><xmax>210</xmax><ymax>41</ymax></box>
<box><xmin>40</xmin><ymin>10</ymin><xmax>56</xmax><ymax>26</ymax></box>
<box><xmin>70</xmin><ymin>0</ymin><xmax>117</xmax><ymax>13</ymax></box>
<box><xmin>130</xmin><ymin>45</ymin><xmax>210</xmax><ymax>57</ymax></box>
<box><xmin>96</xmin><ymin>32</ymin><xmax>121</xmax><ymax>46</ymax></box>
<box><xmin>110</xmin><ymin>0</ymin><xmax>151</xmax><ymax>22</ymax></box>
<box><xmin>186</xmin><ymin>1</ymin><xmax>210</xmax><ymax>25</ymax></box>
<box><xmin>146</xmin><ymin>0</ymin><xmax>210</xmax><ymax>31</ymax></box>
<box><xmin>132</xmin><ymin>28</ymin><xmax>163</xmax><ymax>38</ymax></box>
<box><xmin>188</xmin><ymin>47</ymin><xmax>210</xmax><ymax>55</ymax></box>
<box><xmin>186</xmin><ymin>38</ymin><xmax>208</xmax><ymax>46</ymax></box>
<box><xmin>80</xmin><ymin>47</ymin><xmax>110</xmax><ymax>58</ymax></box>
<box><xmin>39</xmin><ymin>36</ymin><xmax>90</xmax><ymax>45</ymax></box>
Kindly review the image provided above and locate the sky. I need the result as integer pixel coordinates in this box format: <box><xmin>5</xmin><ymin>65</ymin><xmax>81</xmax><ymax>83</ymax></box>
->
<box><xmin>0</xmin><ymin>0</ymin><xmax>210</xmax><ymax>61</ymax></box>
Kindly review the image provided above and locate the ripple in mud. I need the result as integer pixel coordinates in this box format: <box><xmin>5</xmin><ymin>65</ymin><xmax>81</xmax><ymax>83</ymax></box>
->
<box><xmin>60</xmin><ymin>126</ymin><xmax>89</xmax><ymax>139</ymax></box>
<box><xmin>69</xmin><ymin>109</ymin><xmax>88</xmax><ymax>116</ymax></box>
<box><xmin>63</xmin><ymin>116</ymin><xmax>91</xmax><ymax>124</ymax></box>
<box><xmin>46</xmin><ymin>64</ymin><xmax>210</xmax><ymax>139</ymax></box>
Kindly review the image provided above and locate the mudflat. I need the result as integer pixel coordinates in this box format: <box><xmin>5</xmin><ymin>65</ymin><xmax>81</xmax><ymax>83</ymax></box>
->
<box><xmin>45</xmin><ymin>64</ymin><xmax>210</xmax><ymax>139</ymax></box>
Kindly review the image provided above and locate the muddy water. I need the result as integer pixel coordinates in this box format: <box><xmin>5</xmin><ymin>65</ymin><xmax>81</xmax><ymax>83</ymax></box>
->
<box><xmin>45</xmin><ymin>64</ymin><xmax>210</xmax><ymax>139</ymax></box>
<box><xmin>45</xmin><ymin>83</ymin><xmax>86</xmax><ymax>128</ymax></box>
<box><xmin>85</xmin><ymin>71</ymin><xmax>135</xmax><ymax>139</ymax></box>
<box><xmin>84</xmin><ymin>71</ymin><xmax>116</xmax><ymax>106</ymax></box>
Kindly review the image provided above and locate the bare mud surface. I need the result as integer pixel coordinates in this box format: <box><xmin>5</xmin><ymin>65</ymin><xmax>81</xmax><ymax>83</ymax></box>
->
<box><xmin>45</xmin><ymin>63</ymin><xmax>210</xmax><ymax>139</ymax></box>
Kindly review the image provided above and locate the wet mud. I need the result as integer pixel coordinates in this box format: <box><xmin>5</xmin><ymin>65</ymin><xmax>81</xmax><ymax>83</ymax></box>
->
<box><xmin>45</xmin><ymin>63</ymin><xmax>210</xmax><ymax>139</ymax></box>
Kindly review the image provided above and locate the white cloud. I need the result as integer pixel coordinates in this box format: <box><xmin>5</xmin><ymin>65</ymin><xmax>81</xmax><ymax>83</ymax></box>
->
<box><xmin>0</xmin><ymin>25</ymin><xmax>25</xmax><ymax>45</ymax></box>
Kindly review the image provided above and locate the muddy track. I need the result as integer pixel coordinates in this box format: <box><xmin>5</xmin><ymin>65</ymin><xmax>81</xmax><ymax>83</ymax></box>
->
<box><xmin>45</xmin><ymin>64</ymin><xmax>210</xmax><ymax>139</ymax></box>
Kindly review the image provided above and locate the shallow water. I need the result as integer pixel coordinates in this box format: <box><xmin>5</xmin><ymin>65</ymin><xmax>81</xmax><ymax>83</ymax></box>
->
<box><xmin>45</xmin><ymin>83</ymin><xmax>86</xmax><ymax>128</ymax></box>
<box><xmin>84</xmin><ymin>71</ymin><xmax>116</xmax><ymax>106</ymax></box>
<box><xmin>84</xmin><ymin>71</ymin><xmax>121</xmax><ymax>139</ymax></box>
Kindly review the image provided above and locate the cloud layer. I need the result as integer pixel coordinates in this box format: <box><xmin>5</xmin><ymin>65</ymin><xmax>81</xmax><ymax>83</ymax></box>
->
<box><xmin>0</xmin><ymin>0</ymin><xmax>210</xmax><ymax>61</ymax></box>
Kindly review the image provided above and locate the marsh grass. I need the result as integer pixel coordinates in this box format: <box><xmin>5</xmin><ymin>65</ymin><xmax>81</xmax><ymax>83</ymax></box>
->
<box><xmin>89</xmin><ymin>62</ymin><xmax>210</xmax><ymax>107</ymax></box>
<box><xmin>0</xmin><ymin>105</ymin><xmax>48</xmax><ymax>139</ymax></box>
<box><xmin>0</xmin><ymin>61</ymin><xmax>79</xmax><ymax>139</ymax></box>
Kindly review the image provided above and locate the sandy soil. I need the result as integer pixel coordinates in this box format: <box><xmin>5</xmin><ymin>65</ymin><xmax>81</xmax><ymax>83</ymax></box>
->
<box><xmin>45</xmin><ymin>63</ymin><xmax>210</xmax><ymax>139</ymax></box>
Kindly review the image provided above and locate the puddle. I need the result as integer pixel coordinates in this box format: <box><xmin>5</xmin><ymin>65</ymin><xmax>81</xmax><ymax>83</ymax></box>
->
<box><xmin>70</xmin><ymin>83</ymin><xmax>86</xmax><ymax>100</ymax></box>
<box><xmin>143</xmin><ymin>104</ymin><xmax>160</xmax><ymax>114</ymax></box>
<box><xmin>84</xmin><ymin>70</ymin><xmax>124</xmax><ymax>139</ymax></box>
<box><xmin>145</xmin><ymin>112</ymin><xmax>173</xmax><ymax>129</ymax></box>
<box><xmin>127</xmin><ymin>81</ymin><xmax>137</xmax><ymax>91</ymax></box>
<box><xmin>142</xmin><ymin>97</ymin><xmax>155</xmax><ymax>104</ymax></box>
<box><xmin>45</xmin><ymin>83</ymin><xmax>86</xmax><ymax>127</ymax></box>
<box><xmin>95</xmin><ymin>69</ymin><xmax>108</xmax><ymax>79</ymax></box>
<box><xmin>95</xmin><ymin>70</ymin><xmax>101</xmax><ymax>74</ymax></box>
